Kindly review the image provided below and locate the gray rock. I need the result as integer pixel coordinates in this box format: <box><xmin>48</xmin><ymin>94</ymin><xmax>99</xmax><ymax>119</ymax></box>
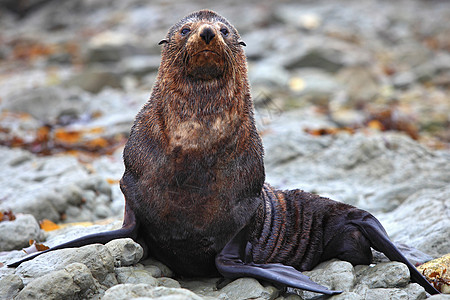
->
<box><xmin>248</xmin><ymin>60</ymin><xmax>290</xmax><ymax>89</ymax></box>
<box><xmin>15</xmin><ymin>244</ymin><xmax>116</xmax><ymax>286</ymax></box>
<box><xmin>102</xmin><ymin>284</ymin><xmax>203</xmax><ymax>300</ymax></box>
<box><xmin>404</xmin><ymin>283</ymin><xmax>427</xmax><ymax>300</ymax></box>
<box><xmin>363</xmin><ymin>288</ymin><xmax>408</xmax><ymax>300</ymax></box>
<box><xmin>63</xmin><ymin>69</ymin><xmax>122</xmax><ymax>93</ymax></box>
<box><xmin>0</xmin><ymin>214</ymin><xmax>42</xmax><ymax>251</ymax></box>
<box><xmin>279</xmin><ymin>37</ymin><xmax>351</xmax><ymax>73</ymax></box>
<box><xmin>105</xmin><ymin>238</ymin><xmax>143</xmax><ymax>267</ymax></box>
<box><xmin>220</xmin><ymin>277</ymin><xmax>279</xmax><ymax>300</ymax></box>
<box><xmin>304</xmin><ymin>260</ymin><xmax>355</xmax><ymax>292</ymax></box>
<box><xmin>0</xmin><ymin>274</ymin><xmax>24</xmax><ymax>299</ymax></box>
<box><xmin>42</xmin><ymin>221</ymin><xmax>120</xmax><ymax>250</ymax></box>
<box><xmin>143</xmin><ymin>264</ymin><xmax>163</xmax><ymax>278</ymax></box>
<box><xmin>285</xmin><ymin>48</ymin><xmax>345</xmax><ymax>73</ymax></box>
<box><xmin>179</xmin><ymin>278</ymin><xmax>223</xmax><ymax>299</ymax></box>
<box><xmin>378</xmin><ymin>186</ymin><xmax>450</xmax><ymax>258</ymax></box>
<box><xmin>263</xmin><ymin>114</ymin><xmax>450</xmax><ymax>218</ymax></box>
<box><xmin>86</xmin><ymin>31</ymin><xmax>143</xmax><ymax>63</ymax></box>
<box><xmin>276</xmin><ymin>295</ymin><xmax>302</xmax><ymax>300</ymax></box>
<box><xmin>298</xmin><ymin>260</ymin><xmax>355</xmax><ymax>299</ymax></box>
<box><xmin>120</xmin><ymin>55</ymin><xmax>161</xmax><ymax>77</ymax></box>
<box><xmin>428</xmin><ymin>294</ymin><xmax>450</xmax><ymax>300</ymax></box>
<box><xmin>0</xmin><ymin>146</ymin><xmax>121</xmax><ymax>223</ymax></box>
<box><xmin>240</xmin><ymin>28</ymin><xmax>280</xmax><ymax>60</ymax></box>
<box><xmin>158</xmin><ymin>277</ymin><xmax>182</xmax><ymax>289</ymax></box>
<box><xmin>329</xmin><ymin>292</ymin><xmax>362</xmax><ymax>300</ymax></box>
<box><xmin>392</xmin><ymin>71</ymin><xmax>417</xmax><ymax>89</ymax></box>
<box><xmin>287</xmin><ymin>68</ymin><xmax>341</xmax><ymax>106</ymax></box>
<box><xmin>336</xmin><ymin>66</ymin><xmax>380</xmax><ymax>103</ymax></box>
<box><xmin>0</xmin><ymin>147</ymin><xmax>91</xmax><ymax>222</ymax></box>
<box><xmin>2</xmin><ymin>86</ymin><xmax>88</xmax><ymax>123</ymax></box>
<box><xmin>356</xmin><ymin>262</ymin><xmax>409</xmax><ymax>289</ymax></box>
<box><xmin>142</xmin><ymin>258</ymin><xmax>173</xmax><ymax>278</ymax></box>
<box><xmin>15</xmin><ymin>262</ymin><xmax>98</xmax><ymax>300</ymax></box>
<box><xmin>115</xmin><ymin>266</ymin><xmax>158</xmax><ymax>286</ymax></box>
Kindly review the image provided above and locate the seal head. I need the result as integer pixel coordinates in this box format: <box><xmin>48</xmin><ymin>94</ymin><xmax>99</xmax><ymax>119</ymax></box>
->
<box><xmin>159</xmin><ymin>10</ymin><xmax>246</xmax><ymax>81</ymax></box>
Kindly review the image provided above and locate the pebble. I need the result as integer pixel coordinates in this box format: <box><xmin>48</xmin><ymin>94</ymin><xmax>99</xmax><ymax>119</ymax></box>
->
<box><xmin>304</xmin><ymin>259</ymin><xmax>355</xmax><ymax>292</ymax></box>
<box><xmin>0</xmin><ymin>214</ymin><xmax>42</xmax><ymax>251</ymax></box>
<box><xmin>3</xmin><ymin>86</ymin><xmax>87</xmax><ymax>123</ymax></box>
<box><xmin>115</xmin><ymin>266</ymin><xmax>158</xmax><ymax>286</ymax></box>
<box><xmin>15</xmin><ymin>262</ymin><xmax>99</xmax><ymax>300</ymax></box>
<box><xmin>355</xmin><ymin>262</ymin><xmax>410</xmax><ymax>289</ymax></box>
<box><xmin>219</xmin><ymin>277</ymin><xmax>279</xmax><ymax>300</ymax></box>
<box><xmin>15</xmin><ymin>244</ymin><xmax>116</xmax><ymax>286</ymax></box>
<box><xmin>63</xmin><ymin>69</ymin><xmax>122</xmax><ymax>94</ymax></box>
<box><xmin>102</xmin><ymin>284</ymin><xmax>203</xmax><ymax>300</ymax></box>
<box><xmin>105</xmin><ymin>238</ymin><xmax>144</xmax><ymax>267</ymax></box>
<box><xmin>0</xmin><ymin>274</ymin><xmax>24</xmax><ymax>300</ymax></box>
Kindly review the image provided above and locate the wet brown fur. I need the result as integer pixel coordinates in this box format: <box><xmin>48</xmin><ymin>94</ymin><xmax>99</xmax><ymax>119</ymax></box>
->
<box><xmin>120</xmin><ymin>10</ymin><xmax>264</xmax><ymax>276</ymax></box>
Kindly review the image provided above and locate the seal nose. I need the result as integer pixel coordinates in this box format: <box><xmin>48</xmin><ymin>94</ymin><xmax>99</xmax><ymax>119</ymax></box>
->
<box><xmin>200</xmin><ymin>27</ymin><xmax>216</xmax><ymax>44</ymax></box>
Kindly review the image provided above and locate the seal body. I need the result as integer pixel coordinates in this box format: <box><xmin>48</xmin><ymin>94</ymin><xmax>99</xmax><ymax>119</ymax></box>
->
<box><xmin>120</xmin><ymin>9</ymin><xmax>264</xmax><ymax>276</ymax></box>
<box><xmin>9</xmin><ymin>9</ymin><xmax>440</xmax><ymax>295</ymax></box>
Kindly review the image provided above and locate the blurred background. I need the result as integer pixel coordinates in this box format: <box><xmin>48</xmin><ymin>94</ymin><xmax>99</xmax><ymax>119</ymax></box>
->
<box><xmin>0</xmin><ymin>0</ymin><xmax>449</xmax><ymax>156</ymax></box>
<box><xmin>0</xmin><ymin>0</ymin><xmax>449</xmax><ymax>221</ymax></box>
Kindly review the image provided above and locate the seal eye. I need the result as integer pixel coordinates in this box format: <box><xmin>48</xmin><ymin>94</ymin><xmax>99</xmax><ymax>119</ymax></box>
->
<box><xmin>181</xmin><ymin>28</ymin><xmax>191</xmax><ymax>36</ymax></box>
<box><xmin>220</xmin><ymin>28</ymin><xmax>229</xmax><ymax>37</ymax></box>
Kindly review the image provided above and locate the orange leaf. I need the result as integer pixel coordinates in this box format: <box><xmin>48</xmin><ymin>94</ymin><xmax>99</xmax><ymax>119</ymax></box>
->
<box><xmin>35</xmin><ymin>242</ymin><xmax>50</xmax><ymax>251</ymax></box>
<box><xmin>23</xmin><ymin>240</ymin><xmax>50</xmax><ymax>254</ymax></box>
<box><xmin>40</xmin><ymin>219</ymin><xmax>60</xmax><ymax>231</ymax></box>
<box><xmin>54</xmin><ymin>128</ymin><xmax>82</xmax><ymax>143</ymax></box>
<box><xmin>85</xmin><ymin>137</ymin><xmax>108</xmax><ymax>148</ymax></box>
<box><xmin>37</xmin><ymin>126</ymin><xmax>50</xmax><ymax>141</ymax></box>
<box><xmin>106</xmin><ymin>178</ymin><xmax>120</xmax><ymax>185</ymax></box>
<box><xmin>0</xmin><ymin>210</ymin><xmax>16</xmax><ymax>222</ymax></box>
<box><xmin>368</xmin><ymin>120</ymin><xmax>384</xmax><ymax>131</ymax></box>
<box><xmin>88</xmin><ymin>127</ymin><xmax>105</xmax><ymax>134</ymax></box>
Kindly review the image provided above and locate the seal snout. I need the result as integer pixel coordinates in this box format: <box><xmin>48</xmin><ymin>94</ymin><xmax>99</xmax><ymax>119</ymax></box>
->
<box><xmin>200</xmin><ymin>26</ymin><xmax>216</xmax><ymax>44</ymax></box>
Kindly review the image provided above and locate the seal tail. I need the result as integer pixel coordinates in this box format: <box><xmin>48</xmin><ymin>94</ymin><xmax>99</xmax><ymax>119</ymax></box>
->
<box><xmin>7</xmin><ymin>221</ymin><xmax>138</xmax><ymax>268</ymax></box>
<box><xmin>351</xmin><ymin>216</ymin><xmax>440</xmax><ymax>295</ymax></box>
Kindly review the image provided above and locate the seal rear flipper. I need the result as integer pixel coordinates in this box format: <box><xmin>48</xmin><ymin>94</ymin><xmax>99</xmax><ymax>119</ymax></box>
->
<box><xmin>351</xmin><ymin>216</ymin><xmax>440</xmax><ymax>295</ymax></box>
<box><xmin>215</xmin><ymin>228</ymin><xmax>342</xmax><ymax>295</ymax></box>
<box><xmin>8</xmin><ymin>206</ymin><xmax>139</xmax><ymax>268</ymax></box>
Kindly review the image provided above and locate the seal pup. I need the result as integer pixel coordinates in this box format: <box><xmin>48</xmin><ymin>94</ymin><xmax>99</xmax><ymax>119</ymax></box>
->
<box><xmin>9</xmin><ymin>9</ymin><xmax>440</xmax><ymax>295</ymax></box>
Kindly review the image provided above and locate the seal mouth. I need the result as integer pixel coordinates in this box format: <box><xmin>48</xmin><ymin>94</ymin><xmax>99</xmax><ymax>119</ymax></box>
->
<box><xmin>193</xmin><ymin>50</ymin><xmax>219</xmax><ymax>56</ymax></box>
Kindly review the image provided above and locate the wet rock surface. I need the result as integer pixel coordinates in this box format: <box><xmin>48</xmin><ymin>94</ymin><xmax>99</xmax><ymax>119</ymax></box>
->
<box><xmin>0</xmin><ymin>0</ymin><xmax>449</xmax><ymax>299</ymax></box>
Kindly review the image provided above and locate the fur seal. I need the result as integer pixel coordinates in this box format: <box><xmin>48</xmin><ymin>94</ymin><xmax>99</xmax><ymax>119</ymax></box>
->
<box><xmin>9</xmin><ymin>10</ymin><xmax>439</xmax><ymax>295</ymax></box>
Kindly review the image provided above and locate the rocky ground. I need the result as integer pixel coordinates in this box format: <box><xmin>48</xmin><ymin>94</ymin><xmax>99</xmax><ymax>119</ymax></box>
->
<box><xmin>0</xmin><ymin>0</ymin><xmax>449</xmax><ymax>299</ymax></box>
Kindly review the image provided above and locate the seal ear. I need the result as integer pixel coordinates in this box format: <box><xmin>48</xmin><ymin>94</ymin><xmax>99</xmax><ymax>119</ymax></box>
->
<box><xmin>158</xmin><ymin>39</ymin><xmax>169</xmax><ymax>45</ymax></box>
<box><xmin>238</xmin><ymin>40</ymin><xmax>246</xmax><ymax>46</ymax></box>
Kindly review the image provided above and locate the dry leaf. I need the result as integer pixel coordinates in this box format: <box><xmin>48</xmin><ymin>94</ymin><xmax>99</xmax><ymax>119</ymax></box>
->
<box><xmin>304</xmin><ymin>127</ymin><xmax>355</xmax><ymax>136</ymax></box>
<box><xmin>54</xmin><ymin>128</ymin><xmax>82</xmax><ymax>144</ymax></box>
<box><xmin>23</xmin><ymin>240</ymin><xmax>50</xmax><ymax>254</ymax></box>
<box><xmin>0</xmin><ymin>210</ymin><xmax>16</xmax><ymax>222</ymax></box>
<box><xmin>40</xmin><ymin>219</ymin><xmax>60</xmax><ymax>231</ymax></box>
<box><xmin>368</xmin><ymin>120</ymin><xmax>384</xmax><ymax>131</ymax></box>
<box><xmin>106</xmin><ymin>178</ymin><xmax>120</xmax><ymax>185</ymax></box>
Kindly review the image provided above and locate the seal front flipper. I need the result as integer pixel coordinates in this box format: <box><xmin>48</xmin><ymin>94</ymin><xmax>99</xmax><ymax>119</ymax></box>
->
<box><xmin>8</xmin><ymin>204</ymin><xmax>139</xmax><ymax>268</ymax></box>
<box><xmin>215</xmin><ymin>228</ymin><xmax>342</xmax><ymax>295</ymax></box>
